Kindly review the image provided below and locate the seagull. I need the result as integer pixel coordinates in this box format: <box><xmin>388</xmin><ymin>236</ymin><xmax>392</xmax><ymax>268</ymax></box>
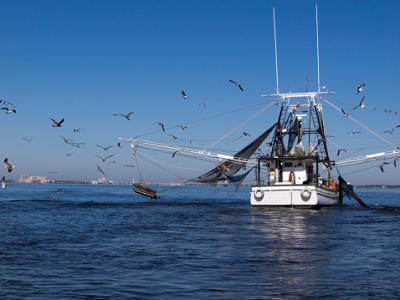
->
<box><xmin>169</xmin><ymin>134</ymin><xmax>182</xmax><ymax>140</ymax></box>
<box><xmin>66</xmin><ymin>153</ymin><xmax>74</xmax><ymax>157</ymax></box>
<box><xmin>2</xmin><ymin>107</ymin><xmax>16</xmax><ymax>114</ymax></box>
<box><xmin>124</xmin><ymin>164</ymin><xmax>135</xmax><ymax>168</ymax></box>
<box><xmin>177</xmin><ymin>125</ymin><xmax>187</xmax><ymax>130</ymax></box>
<box><xmin>113</xmin><ymin>112</ymin><xmax>134</xmax><ymax>120</ymax></box>
<box><xmin>0</xmin><ymin>100</ymin><xmax>15</xmax><ymax>107</ymax></box>
<box><xmin>199</xmin><ymin>102</ymin><xmax>207</xmax><ymax>108</ymax></box>
<box><xmin>73</xmin><ymin>128</ymin><xmax>84</xmax><ymax>132</ymax></box>
<box><xmin>229</xmin><ymin>79</ymin><xmax>243</xmax><ymax>91</ymax></box>
<box><xmin>97</xmin><ymin>144</ymin><xmax>114</xmax><ymax>151</ymax></box>
<box><xmin>157</xmin><ymin>122</ymin><xmax>165</xmax><ymax>132</ymax></box>
<box><xmin>50</xmin><ymin>117</ymin><xmax>64</xmax><ymax>127</ymax></box>
<box><xmin>341</xmin><ymin>109</ymin><xmax>349</xmax><ymax>117</ymax></box>
<box><xmin>172</xmin><ymin>150</ymin><xmax>179</xmax><ymax>158</ymax></box>
<box><xmin>394</xmin><ymin>157</ymin><xmax>399</xmax><ymax>168</ymax></box>
<box><xmin>96</xmin><ymin>164</ymin><xmax>107</xmax><ymax>176</ymax></box>
<box><xmin>348</xmin><ymin>131</ymin><xmax>361</xmax><ymax>135</ymax></box>
<box><xmin>96</xmin><ymin>155</ymin><xmax>114</xmax><ymax>162</ymax></box>
<box><xmin>4</xmin><ymin>158</ymin><xmax>14</xmax><ymax>173</ymax></box>
<box><xmin>357</xmin><ymin>83</ymin><xmax>365</xmax><ymax>94</ymax></box>
<box><xmin>1</xmin><ymin>176</ymin><xmax>5</xmax><ymax>189</ymax></box>
<box><xmin>181</xmin><ymin>91</ymin><xmax>189</xmax><ymax>99</ymax></box>
<box><xmin>60</xmin><ymin>135</ymin><xmax>74</xmax><ymax>144</ymax></box>
<box><xmin>379</xmin><ymin>162</ymin><xmax>390</xmax><ymax>172</ymax></box>
<box><xmin>353</xmin><ymin>96</ymin><xmax>365</xmax><ymax>110</ymax></box>
<box><xmin>22</xmin><ymin>137</ymin><xmax>35</xmax><ymax>142</ymax></box>
<box><xmin>337</xmin><ymin>148</ymin><xmax>347</xmax><ymax>156</ymax></box>
<box><xmin>243</xmin><ymin>132</ymin><xmax>251</xmax><ymax>137</ymax></box>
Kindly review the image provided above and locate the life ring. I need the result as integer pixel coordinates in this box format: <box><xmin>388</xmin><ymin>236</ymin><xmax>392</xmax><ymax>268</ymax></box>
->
<box><xmin>301</xmin><ymin>188</ymin><xmax>312</xmax><ymax>200</ymax></box>
<box><xmin>254</xmin><ymin>189</ymin><xmax>264</xmax><ymax>201</ymax></box>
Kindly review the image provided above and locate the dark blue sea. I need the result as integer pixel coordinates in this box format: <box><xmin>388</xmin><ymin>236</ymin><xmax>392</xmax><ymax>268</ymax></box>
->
<box><xmin>1</xmin><ymin>183</ymin><xmax>399</xmax><ymax>299</ymax></box>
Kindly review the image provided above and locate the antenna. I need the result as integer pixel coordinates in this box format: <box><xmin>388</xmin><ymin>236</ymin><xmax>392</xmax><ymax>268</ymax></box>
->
<box><xmin>273</xmin><ymin>7</ymin><xmax>279</xmax><ymax>94</ymax></box>
<box><xmin>315</xmin><ymin>4</ymin><xmax>321</xmax><ymax>92</ymax></box>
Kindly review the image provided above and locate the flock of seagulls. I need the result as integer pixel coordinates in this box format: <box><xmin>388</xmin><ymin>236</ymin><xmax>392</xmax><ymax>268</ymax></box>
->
<box><xmin>2</xmin><ymin>77</ymin><xmax>397</xmax><ymax>187</ymax></box>
<box><xmin>336</xmin><ymin>83</ymin><xmax>400</xmax><ymax>173</ymax></box>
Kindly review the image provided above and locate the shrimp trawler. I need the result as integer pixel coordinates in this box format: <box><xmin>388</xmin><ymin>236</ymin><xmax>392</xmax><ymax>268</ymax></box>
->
<box><xmin>249</xmin><ymin>91</ymin><xmax>339</xmax><ymax>207</ymax></box>
<box><xmin>119</xmin><ymin>5</ymin><xmax>399</xmax><ymax>208</ymax></box>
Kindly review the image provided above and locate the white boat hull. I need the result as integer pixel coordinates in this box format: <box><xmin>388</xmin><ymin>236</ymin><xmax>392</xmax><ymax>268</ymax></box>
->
<box><xmin>250</xmin><ymin>184</ymin><xmax>339</xmax><ymax>208</ymax></box>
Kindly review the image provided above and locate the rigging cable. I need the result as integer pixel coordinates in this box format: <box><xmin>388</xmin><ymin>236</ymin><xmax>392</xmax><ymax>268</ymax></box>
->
<box><xmin>203</xmin><ymin>100</ymin><xmax>277</xmax><ymax>151</ymax></box>
<box><xmin>320</xmin><ymin>96</ymin><xmax>399</xmax><ymax>148</ymax></box>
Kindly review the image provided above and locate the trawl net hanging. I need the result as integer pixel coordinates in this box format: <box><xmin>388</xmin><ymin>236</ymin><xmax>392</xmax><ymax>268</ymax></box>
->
<box><xmin>193</xmin><ymin>123</ymin><xmax>276</xmax><ymax>183</ymax></box>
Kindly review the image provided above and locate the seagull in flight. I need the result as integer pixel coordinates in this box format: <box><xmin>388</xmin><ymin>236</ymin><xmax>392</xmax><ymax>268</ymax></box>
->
<box><xmin>4</xmin><ymin>158</ymin><xmax>14</xmax><ymax>173</ymax></box>
<box><xmin>177</xmin><ymin>125</ymin><xmax>187</xmax><ymax>131</ymax></box>
<box><xmin>2</xmin><ymin>107</ymin><xmax>16</xmax><ymax>114</ymax></box>
<box><xmin>341</xmin><ymin>109</ymin><xmax>349</xmax><ymax>117</ymax></box>
<box><xmin>73</xmin><ymin>128</ymin><xmax>84</xmax><ymax>132</ymax></box>
<box><xmin>379</xmin><ymin>162</ymin><xmax>390</xmax><ymax>173</ymax></box>
<box><xmin>169</xmin><ymin>134</ymin><xmax>182</xmax><ymax>140</ymax></box>
<box><xmin>357</xmin><ymin>83</ymin><xmax>365</xmax><ymax>94</ymax></box>
<box><xmin>157</xmin><ymin>122</ymin><xmax>165</xmax><ymax>132</ymax></box>
<box><xmin>113</xmin><ymin>112</ymin><xmax>134</xmax><ymax>120</ymax></box>
<box><xmin>229</xmin><ymin>79</ymin><xmax>243</xmax><ymax>91</ymax></box>
<box><xmin>181</xmin><ymin>91</ymin><xmax>189</xmax><ymax>99</ymax></box>
<box><xmin>348</xmin><ymin>131</ymin><xmax>361</xmax><ymax>135</ymax></box>
<box><xmin>22</xmin><ymin>137</ymin><xmax>35</xmax><ymax>142</ymax></box>
<box><xmin>1</xmin><ymin>176</ymin><xmax>6</xmax><ymax>189</ymax></box>
<box><xmin>337</xmin><ymin>148</ymin><xmax>347</xmax><ymax>156</ymax></box>
<box><xmin>50</xmin><ymin>117</ymin><xmax>64</xmax><ymax>127</ymax></box>
<box><xmin>96</xmin><ymin>155</ymin><xmax>114</xmax><ymax>162</ymax></box>
<box><xmin>199</xmin><ymin>102</ymin><xmax>207</xmax><ymax>108</ymax></box>
<box><xmin>97</xmin><ymin>144</ymin><xmax>114</xmax><ymax>151</ymax></box>
<box><xmin>96</xmin><ymin>164</ymin><xmax>107</xmax><ymax>177</ymax></box>
<box><xmin>353</xmin><ymin>96</ymin><xmax>365</xmax><ymax>110</ymax></box>
<box><xmin>0</xmin><ymin>100</ymin><xmax>16</xmax><ymax>107</ymax></box>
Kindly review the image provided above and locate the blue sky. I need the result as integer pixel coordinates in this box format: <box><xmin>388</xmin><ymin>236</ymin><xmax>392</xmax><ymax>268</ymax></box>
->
<box><xmin>0</xmin><ymin>0</ymin><xmax>399</xmax><ymax>185</ymax></box>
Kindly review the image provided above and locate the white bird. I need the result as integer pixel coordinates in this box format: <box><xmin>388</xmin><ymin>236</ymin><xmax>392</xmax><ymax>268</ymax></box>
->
<box><xmin>353</xmin><ymin>96</ymin><xmax>365</xmax><ymax>110</ymax></box>
<box><xmin>96</xmin><ymin>155</ymin><xmax>114</xmax><ymax>162</ymax></box>
<box><xmin>2</xmin><ymin>107</ymin><xmax>16</xmax><ymax>114</ymax></box>
<box><xmin>181</xmin><ymin>91</ymin><xmax>189</xmax><ymax>99</ymax></box>
<box><xmin>0</xmin><ymin>100</ymin><xmax>16</xmax><ymax>107</ymax></box>
<box><xmin>97</xmin><ymin>144</ymin><xmax>114</xmax><ymax>151</ymax></box>
<box><xmin>357</xmin><ymin>83</ymin><xmax>365</xmax><ymax>94</ymax></box>
<box><xmin>4</xmin><ymin>158</ymin><xmax>14</xmax><ymax>173</ymax></box>
<box><xmin>113</xmin><ymin>112</ymin><xmax>134</xmax><ymax>120</ymax></box>
<box><xmin>379</xmin><ymin>162</ymin><xmax>390</xmax><ymax>172</ymax></box>
<box><xmin>96</xmin><ymin>164</ymin><xmax>107</xmax><ymax>177</ymax></box>
<box><xmin>2</xmin><ymin>176</ymin><xmax>6</xmax><ymax>189</ymax></box>
<box><xmin>50</xmin><ymin>117</ymin><xmax>64</xmax><ymax>127</ymax></box>
<box><xmin>157</xmin><ymin>122</ymin><xmax>165</xmax><ymax>132</ymax></box>
<box><xmin>22</xmin><ymin>137</ymin><xmax>35</xmax><ymax>142</ymax></box>
<box><xmin>229</xmin><ymin>79</ymin><xmax>243</xmax><ymax>91</ymax></box>
<box><xmin>337</xmin><ymin>148</ymin><xmax>347</xmax><ymax>156</ymax></box>
<box><xmin>341</xmin><ymin>109</ymin><xmax>349</xmax><ymax>117</ymax></box>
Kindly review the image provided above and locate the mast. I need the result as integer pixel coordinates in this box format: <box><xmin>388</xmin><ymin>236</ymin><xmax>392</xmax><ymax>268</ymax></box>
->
<box><xmin>273</xmin><ymin>7</ymin><xmax>279</xmax><ymax>94</ymax></box>
<box><xmin>315</xmin><ymin>4</ymin><xmax>321</xmax><ymax>92</ymax></box>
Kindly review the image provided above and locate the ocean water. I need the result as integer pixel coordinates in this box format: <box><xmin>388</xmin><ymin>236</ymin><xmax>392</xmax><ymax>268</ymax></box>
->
<box><xmin>1</xmin><ymin>183</ymin><xmax>399</xmax><ymax>299</ymax></box>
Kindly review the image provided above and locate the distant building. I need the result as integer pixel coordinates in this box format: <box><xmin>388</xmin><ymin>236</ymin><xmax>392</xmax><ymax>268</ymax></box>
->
<box><xmin>18</xmin><ymin>174</ymin><xmax>49</xmax><ymax>183</ymax></box>
<box><xmin>90</xmin><ymin>176</ymin><xmax>114</xmax><ymax>184</ymax></box>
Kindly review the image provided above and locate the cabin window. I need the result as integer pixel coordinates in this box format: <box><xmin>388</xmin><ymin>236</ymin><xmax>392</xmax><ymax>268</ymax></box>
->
<box><xmin>284</xmin><ymin>162</ymin><xmax>293</xmax><ymax>168</ymax></box>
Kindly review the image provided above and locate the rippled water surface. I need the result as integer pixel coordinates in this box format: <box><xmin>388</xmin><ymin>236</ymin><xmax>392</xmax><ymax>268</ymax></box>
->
<box><xmin>1</xmin><ymin>184</ymin><xmax>399</xmax><ymax>299</ymax></box>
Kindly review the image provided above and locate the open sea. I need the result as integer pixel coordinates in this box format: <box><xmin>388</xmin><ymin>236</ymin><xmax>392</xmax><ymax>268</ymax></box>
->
<box><xmin>1</xmin><ymin>183</ymin><xmax>399</xmax><ymax>299</ymax></box>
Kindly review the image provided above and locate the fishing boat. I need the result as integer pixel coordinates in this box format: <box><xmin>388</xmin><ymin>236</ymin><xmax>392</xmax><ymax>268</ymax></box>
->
<box><xmin>119</xmin><ymin>5</ymin><xmax>399</xmax><ymax>208</ymax></box>
<box><xmin>249</xmin><ymin>91</ymin><xmax>339</xmax><ymax>207</ymax></box>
